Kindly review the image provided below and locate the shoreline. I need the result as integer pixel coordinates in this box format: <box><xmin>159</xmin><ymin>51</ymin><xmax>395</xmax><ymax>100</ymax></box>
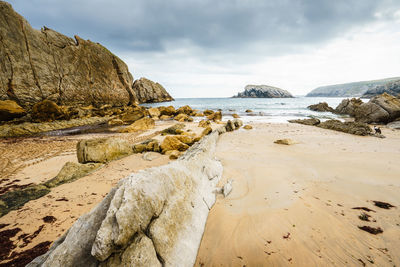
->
<box><xmin>0</xmin><ymin>121</ymin><xmax>399</xmax><ymax>266</ymax></box>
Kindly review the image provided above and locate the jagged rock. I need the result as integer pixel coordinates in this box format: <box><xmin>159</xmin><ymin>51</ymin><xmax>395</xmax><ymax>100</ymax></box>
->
<box><xmin>133</xmin><ymin>77</ymin><xmax>174</xmax><ymax>103</ymax></box>
<box><xmin>307</xmin><ymin>102</ymin><xmax>335</xmax><ymax>112</ymax></box>
<box><xmin>158</xmin><ymin>106</ymin><xmax>176</xmax><ymax>116</ymax></box>
<box><xmin>234</xmin><ymin>85</ymin><xmax>293</xmax><ymax>98</ymax></box>
<box><xmin>200</xmin><ymin>126</ymin><xmax>212</xmax><ymax>137</ymax></box>
<box><xmin>176</xmin><ymin>105</ymin><xmax>194</xmax><ymax>115</ymax></box>
<box><xmin>232</xmin><ymin>119</ymin><xmax>243</xmax><ymax>129</ymax></box>
<box><xmin>354</xmin><ymin>102</ymin><xmax>390</xmax><ymax>123</ymax></box>
<box><xmin>159</xmin><ymin>115</ymin><xmax>172</xmax><ymax>120</ymax></box>
<box><xmin>119</xmin><ymin>108</ymin><xmax>147</xmax><ymax>123</ymax></box>
<box><xmin>207</xmin><ymin>111</ymin><xmax>222</xmax><ymax>122</ymax></box>
<box><xmin>0</xmin><ymin>1</ymin><xmax>138</xmax><ymax>107</ymax></box>
<box><xmin>148</xmin><ymin>107</ymin><xmax>160</xmax><ymax>118</ymax></box>
<box><xmin>77</xmin><ymin>138</ymin><xmax>132</xmax><ymax>163</ymax></box>
<box><xmin>243</xmin><ymin>125</ymin><xmax>253</xmax><ymax>130</ymax></box>
<box><xmin>44</xmin><ymin>162</ymin><xmax>102</xmax><ymax>188</ymax></box>
<box><xmin>29</xmin><ymin>132</ymin><xmax>223</xmax><ymax>266</ymax></box>
<box><xmin>225</xmin><ymin>120</ymin><xmax>235</xmax><ymax>132</ymax></box>
<box><xmin>370</xmin><ymin>93</ymin><xmax>400</xmax><ymax>121</ymax></box>
<box><xmin>198</xmin><ymin>120</ymin><xmax>211</xmax><ymax>128</ymax></box>
<box><xmin>335</xmin><ymin>98</ymin><xmax>363</xmax><ymax>116</ymax></box>
<box><xmin>174</xmin><ymin>113</ymin><xmax>190</xmax><ymax>122</ymax></box>
<box><xmin>31</xmin><ymin>100</ymin><xmax>67</xmax><ymax>122</ymax></box>
<box><xmin>0</xmin><ymin>116</ymin><xmax>108</xmax><ymax>138</ymax></box>
<box><xmin>161</xmin><ymin>123</ymin><xmax>185</xmax><ymax>135</ymax></box>
<box><xmin>0</xmin><ymin>100</ymin><xmax>26</xmax><ymax>121</ymax></box>
<box><xmin>288</xmin><ymin>118</ymin><xmax>321</xmax><ymax>126</ymax></box>
<box><xmin>274</xmin><ymin>139</ymin><xmax>297</xmax><ymax>145</ymax></box>
<box><xmin>203</xmin><ymin>109</ymin><xmax>214</xmax><ymax>116</ymax></box>
<box><xmin>165</xmin><ymin>150</ymin><xmax>182</xmax><ymax>160</ymax></box>
<box><xmin>318</xmin><ymin>120</ymin><xmax>372</xmax><ymax>136</ymax></box>
<box><xmin>160</xmin><ymin>136</ymin><xmax>189</xmax><ymax>153</ymax></box>
<box><xmin>107</xmin><ymin>118</ymin><xmax>124</xmax><ymax>126</ymax></box>
<box><xmin>120</xmin><ymin>117</ymin><xmax>155</xmax><ymax>133</ymax></box>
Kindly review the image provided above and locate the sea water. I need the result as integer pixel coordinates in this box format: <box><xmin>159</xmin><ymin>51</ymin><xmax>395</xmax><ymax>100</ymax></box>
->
<box><xmin>142</xmin><ymin>97</ymin><xmax>348</xmax><ymax>123</ymax></box>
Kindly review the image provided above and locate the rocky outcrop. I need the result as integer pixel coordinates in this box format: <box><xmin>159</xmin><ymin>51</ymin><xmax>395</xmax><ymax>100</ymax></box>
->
<box><xmin>119</xmin><ymin>117</ymin><xmax>155</xmax><ymax>133</ymax></box>
<box><xmin>335</xmin><ymin>93</ymin><xmax>400</xmax><ymax>124</ymax></box>
<box><xmin>234</xmin><ymin>85</ymin><xmax>293</xmax><ymax>98</ymax></box>
<box><xmin>77</xmin><ymin>138</ymin><xmax>133</xmax><ymax>163</ymax></box>
<box><xmin>0</xmin><ymin>1</ymin><xmax>137</xmax><ymax>107</ymax></box>
<box><xmin>289</xmin><ymin>118</ymin><xmax>372</xmax><ymax>136</ymax></box>
<box><xmin>307</xmin><ymin>102</ymin><xmax>335</xmax><ymax>112</ymax></box>
<box><xmin>335</xmin><ymin>98</ymin><xmax>363</xmax><ymax>116</ymax></box>
<box><xmin>133</xmin><ymin>78</ymin><xmax>174</xmax><ymax>103</ymax></box>
<box><xmin>306</xmin><ymin>77</ymin><xmax>400</xmax><ymax>97</ymax></box>
<box><xmin>28</xmin><ymin>131</ymin><xmax>223</xmax><ymax>267</ymax></box>
<box><xmin>0</xmin><ymin>100</ymin><xmax>26</xmax><ymax>121</ymax></box>
<box><xmin>362</xmin><ymin>79</ymin><xmax>400</xmax><ymax>98</ymax></box>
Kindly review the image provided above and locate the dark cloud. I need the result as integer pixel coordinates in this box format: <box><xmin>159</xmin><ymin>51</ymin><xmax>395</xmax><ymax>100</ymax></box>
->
<box><xmin>7</xmin><ymin>0</ymin><xmax>400</xmax><ymax>54</ymax></box>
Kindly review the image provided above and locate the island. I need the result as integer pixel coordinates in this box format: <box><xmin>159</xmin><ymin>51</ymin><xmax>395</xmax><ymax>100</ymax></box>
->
<box><xmin>233</xmin><ymin>84</ymin><xmax>293</xmax><ymax>98</ymax></box>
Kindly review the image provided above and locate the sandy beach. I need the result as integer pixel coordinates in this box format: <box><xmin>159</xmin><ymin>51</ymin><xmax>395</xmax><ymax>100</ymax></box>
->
<box><xmin>196</xmin><ymin>123</ymin><xmax>400</xmax><ymax>266</ymax></box>
<box><xmin>1</xmin><ymin>121</ymin><xmax>399</xmax><ymax>266</ymax></box>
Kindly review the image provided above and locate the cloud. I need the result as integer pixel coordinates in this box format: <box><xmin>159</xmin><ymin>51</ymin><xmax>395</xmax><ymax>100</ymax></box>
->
<box><xmin>6</xmin><ymin>0</ymin><xmax>400</xmax><ymax>96</ymax></box>
<box><xmin>8</xmin><ymin>0</ymin><xmax>400</xmax><ymax>53</ymax></box>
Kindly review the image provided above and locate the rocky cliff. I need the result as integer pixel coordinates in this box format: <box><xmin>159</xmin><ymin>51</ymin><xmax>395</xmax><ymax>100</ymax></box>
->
<box><xmin>133</xmin><ymin>77</ymin><xmax>174</xmax><ymax>103</ymax></box>
<box><xmin>234</xmin><ymin>85</ymin><xmax>293</xmax><ymax>98</ymax></box>
<box><xmin>306</xmin><ymin>77</ymin><xmax>400</xmax><ymax>97</ymax></box>
<box><xmin>362</xmin><ymin>79</ymin><xmax>400</xmax><ymax>98</ymax></box>
<box><xmin>0</xmin><ymin>1</ymin><xmax>173</xmax><ymax>108</ymax></box>
<box><xmin>28</xmin><ymin>131</ymin><xmax>223</xmax><ymax>267</ymax></box>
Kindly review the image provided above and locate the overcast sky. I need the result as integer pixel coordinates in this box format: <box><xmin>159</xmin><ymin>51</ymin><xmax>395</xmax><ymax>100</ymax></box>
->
<box><xmin>8</xmin><ymin>0</ymin><xmax>400</xmax><ymax>97</ymax></box>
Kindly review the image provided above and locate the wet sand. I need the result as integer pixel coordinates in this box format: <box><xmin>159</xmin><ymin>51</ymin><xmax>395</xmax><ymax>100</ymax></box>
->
<box><xmin>196</xmin><ymin>123</ymin><xmax>400</xmax><ymax>266</ymax></box>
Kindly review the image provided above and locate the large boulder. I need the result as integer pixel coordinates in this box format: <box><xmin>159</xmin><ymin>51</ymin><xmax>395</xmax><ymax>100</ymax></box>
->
<box><xmin>31</xmin><ymin>100</ymin><xmax>67</xmax><ymax>122</ymax></box>
<box><xmin>133</xmin><ymin>77</ymin><xmax>174</xmax><ymax>103</ymax></box>
<box><xmin>147</xmin><ymin>107</ymin><xmax>160</xmax><ymax>118</ymax></box>
<box><xmin>77</xmin><ymin>138</ymin><xmax>132</xmax><ymax>163</ymax></box>
<box><xmin>207</xmin><ymin>111</ymin><xmax>222</xmax><ymax>122</ymax></box>
<box><xmin>370</xmin><ymin>93</ymin><xmax>400</xmax><ymax>121</ymax></box>
<box><xmin>335</xmin><ymin>98</ymin><xmax>363</xmax><ymax>116</ymax></box>
<box><xmin>28</xmin><ymin>132</ymin><xmax>223</xmax><ymax>267</ymax></box>
<box><xmin>353</xmin><ymin>102</ymin><xmax>390</xmax><ymax>123</ymax></box>
<box><xmin>176</xmin><ymin>105</ymin><xmax>194</xmax><ymax>115</ymax></box>
<box><xmin>160</xmin><ymin>136</ymin><xmax>190</xmax><ymax>153</ymax></box>
<box><xmin>158</xmin><ymin>106</ymin><xmax>176</xmax><ymax>116</ymax></box>
<box><xmin>44</xmin><ymin>162</ymin><xmax>102</xmax><ymax>188</ymax></box>
<box><xmin>0</xmin><ymin>100</ymin><xmax>26</xmax><ymax>121</ymax></box>
<box><xmin>120</xmin><ymin>117</ymin><xmax>155</xmax><ymax>133</ymax></box>
<box><xmin>0</xmin><ymin>1</ymin><xmax>137</xmax><ymax>107</ymax></box>
<box><xmin>307</xmin><ymin>102</ymin><xmax>335</xmax><ymax>112</ymax></box>
<box><xmin>119</xmin><ymin>108</ymin><xmax>147</xmax><ymax>123</ymax></box>
<box><xmin>161</xmin><ymin>123</ymin><xmax>185</xmax><ymax>135</ymax></box>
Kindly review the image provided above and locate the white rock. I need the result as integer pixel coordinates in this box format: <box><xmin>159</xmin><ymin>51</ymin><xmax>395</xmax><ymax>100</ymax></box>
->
<box><xmin>223</xmin><ymin>179</ymin><xmax>233</xmax><ymax>197</ymax></box>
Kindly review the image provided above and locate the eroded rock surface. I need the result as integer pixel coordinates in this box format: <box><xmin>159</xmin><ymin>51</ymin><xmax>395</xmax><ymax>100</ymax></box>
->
<box><xmin>133</xmin><ymin>78</ymin><xmax>174</xmax><ymax>103</ymax></box>
<box><xmin>28</xmin><ymin>132</ymin><xmax>223</xmax><ymax>267</ymax></box>
<box><xmin>0</xmin><ymin>1</ymin><xmax>137</xmax><ymax>107</ymax></box>
<box><xmin>77</xmin><ymin>138</ymin><xmax>132</xmax><ymax>163</ymax></box>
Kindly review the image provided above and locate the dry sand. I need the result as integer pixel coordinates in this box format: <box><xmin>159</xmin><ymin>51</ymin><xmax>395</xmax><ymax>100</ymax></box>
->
<box><xmin>1</xmin><ymin>120</ymin><xmax>399</xmax><ymax>266</ymax></box>
<box><xmin>196</xmin><ymin>123</ymin><xmax>400</xmax><ymax>266</ymax></box>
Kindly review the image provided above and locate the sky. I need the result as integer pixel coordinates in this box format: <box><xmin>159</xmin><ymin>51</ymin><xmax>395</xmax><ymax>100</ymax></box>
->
<box><xmin>7</xmin><ymin>0</ymin><xmax>400</xmax><ymax>97</ymax></box>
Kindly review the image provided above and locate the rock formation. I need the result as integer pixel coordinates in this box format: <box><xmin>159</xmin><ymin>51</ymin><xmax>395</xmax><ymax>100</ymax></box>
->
<box><xmin>234</xmin><ymin>85</ymin><xmax>293</xmax><ymax>98</ymax></box>
<box><xmin>133</xmin><ymin>78</ymin><xmax>174</xmax><ymax>103</ymax></box>
<box><xmin>28</xmin><ymin>131</ymin><xmax>223</xmax><ymax>267</ymax></box>
<box><xmin>306</xmin><ymin>77</ymin><xmax>400</xmax><ymax>97</ymax></box>
<box><xmin>307</xmin><ymin>102</ymin><xmax>335</xmax><ymax>112</ymax></box>
<box><xmin>362</xmin><ymin>79</ymin><xmax>400</xmax><ymax>98</ymax></box>
<box><xmin>0</xmin><ymin>1</ymin><xmax>173</xmax><ymax>109</ymax></box>
<box><xmin>335</xmin><ymin>93</ymin><xmax>400</xmax><ymax>124</ymax></box>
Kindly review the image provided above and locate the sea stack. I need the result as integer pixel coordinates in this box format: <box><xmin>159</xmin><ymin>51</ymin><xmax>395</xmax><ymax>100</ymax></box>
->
<box><xmin>234</xmin><ymin>85</ymin><xmax>293</xmax><ymax>98</ymax></box>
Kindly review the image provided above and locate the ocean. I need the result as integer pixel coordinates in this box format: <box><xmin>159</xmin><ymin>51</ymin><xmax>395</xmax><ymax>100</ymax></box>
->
<box><xmin>142</xmin><ymin>97</ymin><xmax>348</xmax><ymax>123</ymax></box>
